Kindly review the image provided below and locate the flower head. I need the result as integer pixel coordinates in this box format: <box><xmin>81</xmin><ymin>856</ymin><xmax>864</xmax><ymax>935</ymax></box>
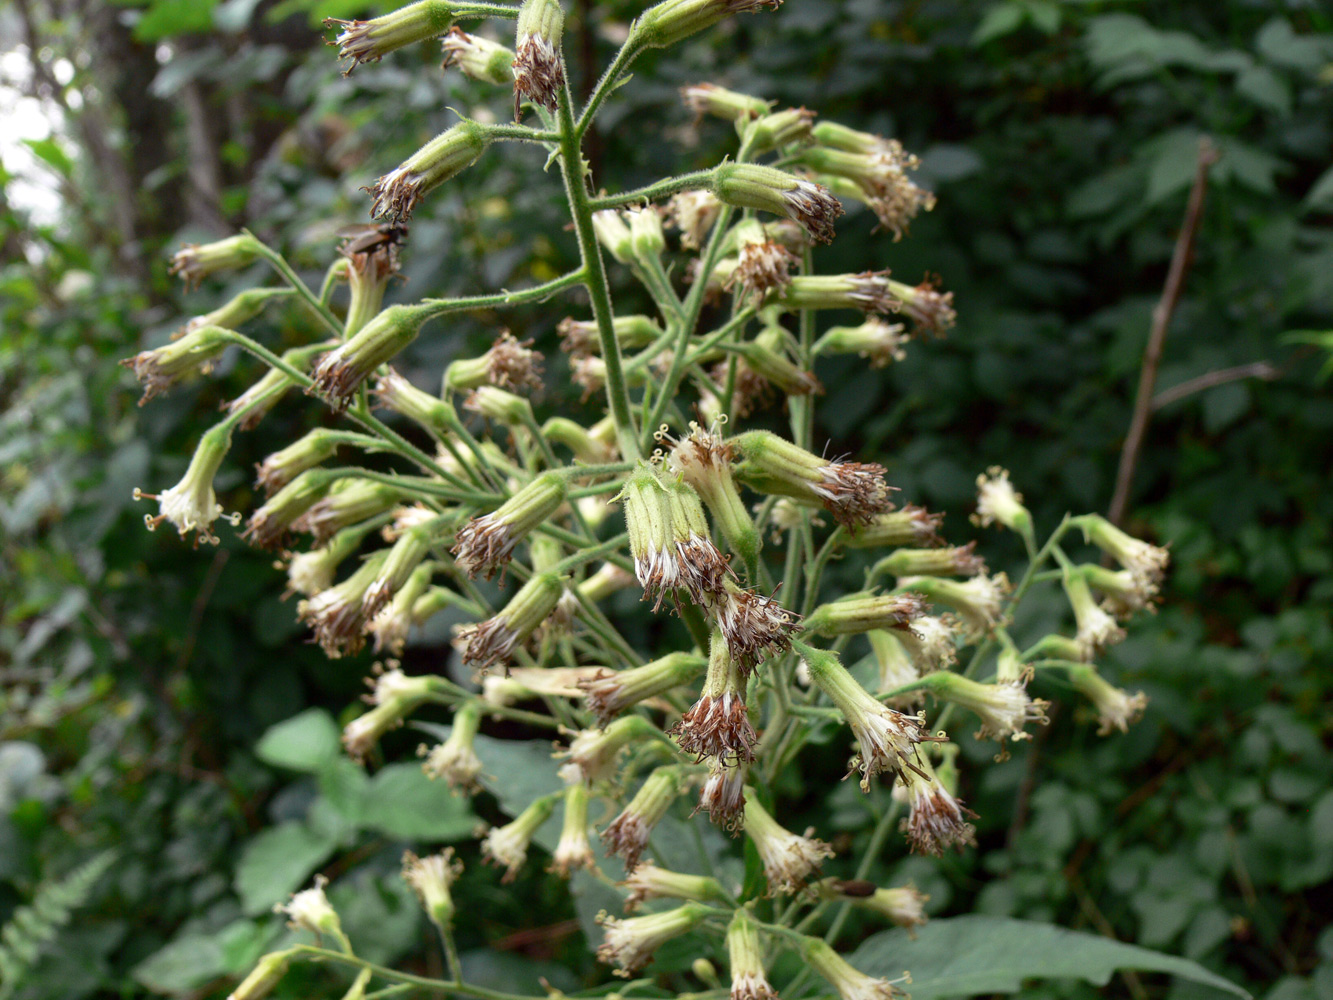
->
<box><xmin>1069</xmin><ymin>665</ymin><xmax>1148</xmax><ymax>735</ymax></box>
<box><xmin>618</xmin><ymin>463</ymin><xmax>732</xmax><ymax>611</ymax></box>
<box><xmin>421</xmin><ymin>700</ymin><xmax>484</xmax><ymax>793</ymax></box>
<box><xmin>731</xmin><ymin>430</ymin><xmax>895</xmax><ymax>528</ymax></box>
<box><xmin>815</xmin><ymin>318</ymin><xmax>909</xmax><ymax>368</ymax></box>
<box><xmin>274</xmin><ymin>875</ymin><xmax>342</xmax><ymax>938</ymax></box>
<box><xmin>326</xmin><ymin>1</ymin><xmax>456</xmax><ymax>74</ymax></box>
<box><xmin>482</xmin><ymin>801</ymin><xmax>553</xmax><ymax>882</ymax></box>
<box><xmin>887</xmin><ymin>276</ymin><xmax>955</xmax><ymax>336</ymax></box>
<box><xmin>715</xmin><ymin>579</ymin><xmax>802</xmax><ymax>675</ymax></box>
<box><xmin>341</xmin><ymin>667</ymin><xmax>434</xmax><ymax>758</ymax></box>
<box><xmin>1064</xmin><ymin>571</ymin><xmax>1127</xmax><ymax>658</ymax></box>
<box><xmin>713</xmin><ymin>164</ymin><xmax>843</xmax><ymax>245</ymax></box>
<box><xmin>441</xmin><ymin>27</ymin><xmax>514</xmax><ymax>84</ymax></box>
<box><xmin>671</xmin><ymin>632</ymin><xmax>758</xmax><ymax>765</ymax></box>
<box><xmin>444</xmin><ymin>330</ymin><xmax>544</xmax><ymax>394</ymax></box>
<box><xmin>366</xmin><ymin>123</ymin><xmax>490</xmax><ymax>222</ymax></box>
<box><xmin>696</xmin><ymin>758</ymin><xmax>748</xmax><ymax>834</ymax></box>
<box><xmin>579</xmin><ymin>652</ymin><xmax>705</xmax><ymax>726</ymax></box>
<box><xmin>402</xmin><ymin>848</ymin><xmax>463</xmax><ymax>930</ymax></box>
<box><xmin>168</xmin><ymin>234</ymin><xmax>261</xmax><ymax>288</ymax></box>
<box><xmin>601</xmin><ymin>766</ymin><xmax>683</xmax><ymax>871</ymax></box>
<box><xmin>926</xmin><ymin>672</ymin><xmax>1049</xmax><ymax>748</ymax></box>
<box><xmin>802</xmin><ymin>938</ymin><xmax>909</xmax><ymax>1000</ymax></box>
<box><xmin>453</xmin><ymin>472</ymin><xmax>567</xmax><ymax>579</ymax></box>
<box><xmin>898</xmin><ymin>573</ymin><xmax>1010</xmax><ymax>642</ymax></box>
<box><xmin>726</xmin><ymin>909</ymin><xmax>778</xmax><ymax>1000</ymax></box>
<box><xmin>896</xmin><ymin>752</ymin><xmax>977</xmax><ymax>855</ymax></box>
<box><xmin>635</xmin><ymin>0</ymin><xmax>782</xmax><ymax>49</ymax></box>
<box><xmin>138</xmin><ymin>424</ymin><xmax>233</xmax><ymax>545</ymax></box>
<box><xmin>842</xmin><ymin>505</ymin><xmax>944</xmax><ymax>549</ymax></box>
<box><xmin>122</xmin><ymin>325</ymin><xmax>229</xmax><ymax>405</ymax></box>
<box><xmin>550</xmin><ymin>782</ymin><xmax>596</xmax><ymax>877</ymax></box>
<box><xmin>744</xmin><ymin>794</ymin><xmax>833</xmax><ymax>895</ymax></box>
<box><xmin>679</xmin><ymin>82</ymin><xmax>772</xmax><ymax>122</ymax></box>
<box><xmin>621</xmin><ymin>864</ymin><xmax>726</xmax><ymax>913</ymax></box>
<box><xmin>311</xmin><ymin>305</ymin><xmax>431</xmax><ymax>409</ymax></box>
<box><xmin>1077</xmin><ymin>514</ymin><xmax>1170</xmax><ymax>586</ymax></box>
<box><xmin>668</xmin><ymin>190</ymin><xmax>723</xmax><ymax>249</ymax></box>
<box><xmin>971</xmin><ymin>466</ymin><xmax>1032</xmax><ymax>534</ymax></box>
<box><xmin>596</xmin><ymin>904</ymin><xmax>708</xmax><ymax>976</ymax></box>
<box><xmin>512</xmin><ymin>0</ymin><xmax>565</xmax><ymax>115</ymax></box>
<box><xmin>800</xmin><ymin>642</ymin><xmax>940</xmax><ymax>791</ymax></box>
<box><xmin>804</xmin><ymin>591</ymin><xmax>927</xmax><ymax>637</ymax></box>
<box><xmin>456</xmin><ymin>571</ymin><xmax>563</xmax><ymax>672</ymax></box>
<box><xmin>558</xmin><ymin>716</ymin><xmax>654</xmax><ymax>785</ymax></box>
<box><xmin>780</xmin><ymin>270</ymin><xmax>896</xmax><ymax>314</ymax></box>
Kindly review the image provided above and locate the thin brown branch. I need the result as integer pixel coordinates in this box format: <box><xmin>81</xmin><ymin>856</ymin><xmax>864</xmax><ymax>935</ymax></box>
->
<box><xmin>1108</xmin><ymin>137</ymin><xmax>1221</xmax><ymax>526</ymax></box>
<box><xmin>1150</xmin><ymin>360</ymin><xmax>1282</xmax><ymax>411</ymax></box>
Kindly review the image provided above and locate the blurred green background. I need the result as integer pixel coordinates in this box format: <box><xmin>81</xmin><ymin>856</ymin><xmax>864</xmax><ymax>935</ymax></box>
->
<box><xmin>1</xmin><ymin>1</ymin><xmax>1331</xmax><ymax>998</ymax></box>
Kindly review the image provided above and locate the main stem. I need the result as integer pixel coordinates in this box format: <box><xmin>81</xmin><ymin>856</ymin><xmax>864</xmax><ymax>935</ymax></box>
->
<box><xmin>556</xmin><ymin>77</ymin><xmax>642</xmax><ymax>462</ymax></box>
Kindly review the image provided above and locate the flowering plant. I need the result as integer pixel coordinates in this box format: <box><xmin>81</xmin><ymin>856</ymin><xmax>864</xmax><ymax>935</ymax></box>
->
<box><xmin>125</xmin><ymin>1</ymin><xmax>1173</xmax><ymax>996</ymax></box>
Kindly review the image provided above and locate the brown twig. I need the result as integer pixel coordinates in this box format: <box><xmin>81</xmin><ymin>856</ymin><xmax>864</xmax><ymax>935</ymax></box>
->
<box><xmin>1107</xmin><ymin>137</ymin><xmax>1221</xmax><ymax>527</ymax></box>
<box><xmin>1151</xmin><ymin>360</ymin><xmax>1282</xmax><ymax>411</ymax></box>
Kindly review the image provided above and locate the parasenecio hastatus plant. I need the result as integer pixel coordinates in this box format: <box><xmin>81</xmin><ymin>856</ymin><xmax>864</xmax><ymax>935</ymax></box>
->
<box><xmin>124</xmin><ymin>1</ymin><xmax>1171</xmax><ymax>997</ymax></box>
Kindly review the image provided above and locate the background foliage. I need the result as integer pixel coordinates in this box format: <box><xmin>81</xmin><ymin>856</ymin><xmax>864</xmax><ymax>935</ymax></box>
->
<box><xmin>1</xmin><ymin>0</ymin><xmax>1330</xmax><ymax>998</ymax></box>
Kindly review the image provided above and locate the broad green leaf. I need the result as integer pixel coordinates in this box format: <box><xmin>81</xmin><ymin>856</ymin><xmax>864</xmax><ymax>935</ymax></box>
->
<box><xmin>1235</xmin><ymin>66</ymin><xmax>1292</xmax><ymax>117</ymax></box>
<box><xmin>254</xmin><ymin>708</ymin><xmax>340</xmax><ymax>773</ymax></box>
<box><xmin>234</xmin><ymin>821</ymin><xmax>340</xmax><ymax>915</ymax></box>
<box><xmin>21</xmin><ymin>139</ymin><xmax>74</xmax><ymax>178</ymax></box>
<box><xmin>1145</xmin><ymin>130</ymin><xmax>1205</xmax><ymax>206</ymax></box>
<box><xmin>849</xmin><ymin>916</ymin><xmax>1251</xmax><ymax>999</ymax></box>
<box><xmin>131</xmin><ymin>932</ymin><xmax>228</xmax><ymax>994</ymax></box>
<box><xmin>1302</xmin><ymin>167</ymin><xmax>1333</xmax><ymax>212</ymax></box>
<box><xmin>361</xmin><ymin>763</ymin><xmax>477</xmax><ymax>841</ymax></box>
<box><xmin>972</xmin><ymin>4</ymin><xmax>1025</xmax><ymax>46</ymax></box>
<box><xmin>133</xmin><ymin>0</ymin><xmax>219</xmax><ymax>40</ymax></box>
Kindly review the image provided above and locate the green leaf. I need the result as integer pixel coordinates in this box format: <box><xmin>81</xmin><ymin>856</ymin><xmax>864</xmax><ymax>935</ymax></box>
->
<box><xmin>133</xmin><ymin>0</ymin><xmax>219</xmax><ymax>40</ymax></box>
<box><xmin>234</xmin><ymin>822</ymin><xmax>340</xmax><ymax>916</ymax></box>
<box><xmin>972</xmin><ymin>4</ymin><xmax>1025</xmax><ymax>46</ymax></box>
<box><xmin>131</xmin><ymin>932</ymin><xmax>228</xmax><ymax>994</ymax></box>
<box><xmin>21</xmin><ymin>139</ymin><xmax>73</xmax><ymax>178</ymax></box>
<box><xmin>1234</xmin><ymin>65</ymin><xmax>1292</xmax><ymax>117</ymax></box>
<box><xmin>1302</xmin><ymin>167</ymin><xmax>1333</xmax><ymax>213</ymax></box>
<box><xmin>254</xmin><ymin>709</ymin><xmax>340</xmax><ymax>773</ymax></box>
<box><xmin>1144</xmin><ymin>130</ymin><xmax>1205</xmax><ymax>206</ymax></box>
<box><xmin>849</xmin><ymin>916</ymin><xmax>1251</xmax><ymax>999</ymax></box>
<box><xmin>361</xmin><ymin>764</ymin><xmax>477</xmax><ymax>841</ymax></box>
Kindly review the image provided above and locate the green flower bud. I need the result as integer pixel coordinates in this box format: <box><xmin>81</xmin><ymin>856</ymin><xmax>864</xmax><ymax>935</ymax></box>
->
<box><xmin>798</xmin><ymin>641</ymin><xmax>937</xmax><ymax>792</ymax></box>
<box><xmin>779</xmin><ymin>270</ymin><xmax>895</xmax><ymax>314</ymax></box>
<box><xmin>456</xmin><ymin>571</ymin><xmax>564</xmax><ymax>671</ymax></box>
<box><xmin>137</xmin><ymin>422</ymin><xmax>234</xmax><ymax>544</ymax></box>
<box><xmin>256</xmin><ymin>429</ymin><xmax>341</xmax><ymax>495</ymax></box>
<box><xmin>327</xmin><ymin>1</ymin><xmax>457</xmax><ymax>73</ymax></box>
<box><xmin>168</xmin><ymin>233</ymin><xmax>262</xmax><ymax>288</ymax></box>
<box><xmin>367</xmin><ymin>121</ymin><xmax>490</xmax><ymax>222</ymax></box>
<box><xmin>600</xmin><ymin>766</ymin><xmax>686</xmax><ymax>871</ymax></box>
<box><xmin>744</xmin><ymin>795</ymin><xmax>834</xmax><ymax>895</ymax></box>
<box><xmin>596</xmin><ymin>903</ymin><xmax>709</xmax><ymax>975</ymax></box>
<box><xmin>312</xmin><ymin>304</ymin><xmax>433</xmax><ymax>410</ymax></box>
<box><xmin>634</xmin><ymin>0</ymin><xmax>781</xmax><ymax>50</ymax></box>
<box><xmin>403</xmin><ymin>849</ymin><xmax>463</xmax><ymax>930</ymax></box>
<box><xmin>513</xmin><ymin>0</ymin><xmax>565</xmax><ymax>113</ymax></box>
<box><xmin>121</xmin><ymin>324</ymin><xmax>230</xmax><ymax>405</ymax></box>
<box><xmin>453</xmin><ymin>472</ymin><xmax>568</xmax><ymax>579</ymax></box>
<box><xmin>713</xmin><ymin>163</ymin><xmax>843</xmax><ymax>244</ymax></box>
<box><xmin>731</xmin><ymin>430</ymin><xmax>894</xmax><ymax>528</ymax></box>
<box><xmin>441</xmin><ymin>27</ymin><xmax>514</xmax><ymax>84</ymax></box>
<box><xmin>804</xmin><ymin>591</ymin><xmax>927</xmax><ymax>637</ymax></box>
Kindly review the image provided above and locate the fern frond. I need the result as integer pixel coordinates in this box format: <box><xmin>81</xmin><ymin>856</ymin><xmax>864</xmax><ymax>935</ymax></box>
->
<box><xmin>0</xmin><ymin>850</ymin><xmax>115</xmax><ymax>1000</ymax></box>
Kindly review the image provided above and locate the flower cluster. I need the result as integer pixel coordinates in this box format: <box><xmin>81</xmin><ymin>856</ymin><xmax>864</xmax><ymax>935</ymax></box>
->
<box><xmin>132</xmin><ymin>3</ymin><xmax>1175</xmax><ymax>997</ymax></box>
